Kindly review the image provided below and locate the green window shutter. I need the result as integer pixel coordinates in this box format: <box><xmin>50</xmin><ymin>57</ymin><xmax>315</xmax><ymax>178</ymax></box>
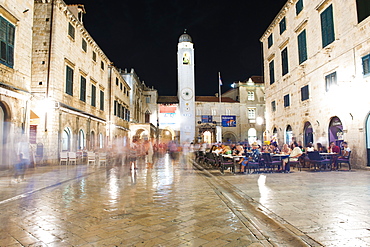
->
<box><xmin>281</xmin><ymin>48</ymin><xmax>289</xmax><ymax>76</ymax></box>
<box><xmin>298</xmin><ymin>30</ymin><xmax>307</xmax><ymax>64</ymax></box>
<box><xmin>269</xmin><ymin>60</ymin><xmax>275</xmax><ymax>85</ymax></box>
<box><xmin>296</xmin><ymin>0</ymin><xmax>303</xmax><ymax>15</ymax></box>
<box><xmin>321</xmin><ymin>5</ymin><xmax>335</xmax><ymax>48</ymax></box>
<box><xmin>80</xmin><ymin>76</ymin><xmax>86</xmax><ymax>101</ymax></box>
<box><xmin>66</xmin><ymin>66</ymin><xmax>73</xmax><ymax>96</ymax></box>
<box><xmin>100</xmin><ymin>90</ymin><xmax>104</xmax><ymax>111</ymax></box>
<box><xmin>91</xmin><ymin>84</ymin><xmax>96</xmax><ymax>107</ymax></box>
<box><xmin>362</xmin><ymin>55</ymin><xmax>370</xmax><ymax>75</ymax></box>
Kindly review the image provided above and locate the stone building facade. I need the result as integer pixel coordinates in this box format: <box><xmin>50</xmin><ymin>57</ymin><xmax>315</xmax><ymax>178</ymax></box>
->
<box><xmin>0</xmin><ymin>0</ymin><xmax>34</xmax><ymax>169</ymax></box>
<box><xmin>260</xmin><ymin>0</ymin><xmax>370</xmax><ymax>168</ymax></box>
<box><xmin>31</xmin><ymin>0</ymin><xmax>131</xmax><ymax>164</ymax></box>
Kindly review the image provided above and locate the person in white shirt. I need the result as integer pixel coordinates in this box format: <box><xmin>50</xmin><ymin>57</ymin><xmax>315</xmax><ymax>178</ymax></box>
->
<box><xmin>282</xmin><ymin>142</ymin><xmax>302</xmax><ymax>171</ymax></box>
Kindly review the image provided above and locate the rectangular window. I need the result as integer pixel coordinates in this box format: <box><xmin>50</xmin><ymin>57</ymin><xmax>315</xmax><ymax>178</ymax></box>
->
<box><xmin>362</xmin><ymin>54</ymin><xmax>370</xmax><ymax>76</ymax></box>
<box><xmin>356</xmin><ymin>0</ymin><xmax>370</xmax><ymax>23</ymax></box>
<box><xmin>92</xmin><ymin>51</ymin><xmax>96</xmax><ymax>62</ymax></box>
<box><xmin>82</xmin><ymin>39</ymin><xmax>87</xmax><ymax>52</ymax></box>
<box><xmin>116</xmin><ymin>78</ymin><xmax>119</xmax><ymax>86</ymax></box>
<box><xmin>284</xmin><ymin>94</ymin><xmax>290</xmax><ymax>107</ymax></box>
<box><xmin>124</xmin><ymin>87</ymin><xmax>126</xmax><ymax>94</ymax></box>
<box><xmin>101</xmin><ymin>61</ymin><xmax>105</xmax><ymax>70</ymax></box>
<box><xmin>269</xmin><ymin>60</ymin><xmax>275</xmax><ymax>84</ymax></box>
<box><xmin>325</xmin><ymin>71</ymin><xmax>337</xmax><ymax>92</ymax></box>
<box><xmin>68</xmin><ymin>23</ymin><xmax>75</xmax><ymax>39</ymax></box>
<box><xmin>66</xmin><ymin>66</ymin><xmax>73</xmax><ymax>96</ymax></box>
<box><xmin>0</xmin><ymin>16</ymin><xmax>15</xmax><ymax>68</ymax></box>
<box><xmin>279</xmin><ymin>17</ymin><xmax>286</xmax><ymax>34</ymax></box>
<box><xmin>301</xmin><ymin>85</ymin><xmax>309</xmax><ymax>101</ymax></box>
<box><xmin>114</xmin><ymin>100</ymin><xmax>117</xmax><ymax>116</ymax></box>
<box><xmin>80</xmin><ymin>76</ymin><xmax>86</xmax><ymax>102</ymax></box>
<box><xmin>321</xmin><ymin>4</ymin><xmax>335</xmax><ymax>48</ymax></box>
<box><xmin>298</xmin><ymin>30</ymin><xmax>307</xmax><ymax>64</ymax></box>
<box><xmin>100</xmin><ymin>90</ymin><xmax>104</xmax><ymax>110</ymax></box>
<box><xmin>91</xmin><ymin>84</ymin><xmax>96</xmax><ymax>107</ymax></box>
<box><xmin>271</xmin><ymin>101</ymin><xmax>276</xmax><ymax>112</ymax></box>
<box><xmin>281</xmin><ymin>47</ymin><xmax>289</xmax><ymax>76</ymax></box>
<box><xmin>146</xmin><ymin>96</ymin><xmax>150</xmax><ymax>103</ymax></box>
<box><xmin>248</xmin><ymin>108</ymin><xmax>256</xmax><ymax>119</ymax></box>
<box><xmin>296</xmin><ymin>0</ymin><xmax>303</xmax><ymax>15</ymax></box>
<box><xmin>120</xmin><ymin>82</ymin><xmax>123</xmax><ymax>90</ymax></box>
<box><xmin>247</xmin><ymin>91</ymin><xmax>255</xmax><ymax>101</ymax></box>
<box><xmin>268</xmin><ymin>34</ymin><xmax>273</xmax><ymax>48</ymax></box>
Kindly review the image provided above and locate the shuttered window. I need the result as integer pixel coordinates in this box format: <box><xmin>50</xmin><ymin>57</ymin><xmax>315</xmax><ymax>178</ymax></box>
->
<box><xmin>284</xmin><ymin>94</ymin><xmax>290</xmax><ymax>107</ymax></box>
<box><xmin>279</xmin><ymin>17</ymin><xmax>286</xmax><ymax>34</ymax></box>
<box><xmin>268</xmin><ymin>34</ymin><xmax>273</xmax><ymax>48</ymax></box>
<box><xmin>296</xmin><ymin>0</ymin><xmax>303</xmax><ymax>15</ymax></box>
<box><xmin>301</xmin><ymin>85</ymin><xmax>309</xmax><ymax>101</ymax></box>
<box><xmin>281</xmin><ymin>48</ymin><xmax>289</xmax><ymax>76</ymax></box>
<box><xmin>269</xmin><ymin>60</ymin><xmax>275</xmax><ymax>85</ymax></box>
<box><xmin>298</xmin><ymin>30</ymin><xmax>307</xmax><ymax>64</ymax></box>
<box><xmin>68</xmin><ymin>23</ymin><xmax>75</xmax><ymax>39</ymax></box>
<box><xmin>80</xmin><ymin>76</ymin><xmax>86</xmax><ymax>101</ymax></box>
<box><xmin>66</xmin><ymin>66</ymin><xmax>74</xmax><ymax>96</ymax></box>
<box><xmin>321</xmin><ymin>5</ymin><xmax>335</xmax><ymax>48</ymax></box>
<box><xmin>91</xmin><ymin>84</ymin><xmax>96</xmax><ymax>107</ymax></box>
<box><xmin>0</xmin><ymin>16</ymin><xmax>15</xmax><ymax>68</ymax></box>
<box><xmin>356</xmin><ymin>0</ymin><xmax>370</xmax><ymax>23</ymax></box>
<box><xmin>100</xmin><ymin>90</ymin><xmax>104</xmax><ymax>111</ymax></box>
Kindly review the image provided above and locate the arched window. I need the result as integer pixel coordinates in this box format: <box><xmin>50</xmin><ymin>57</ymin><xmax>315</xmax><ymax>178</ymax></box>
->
<box><xmin>62</xmin><ymin>128</ymin><xmax>71</xmax><ymax>151</ymax></box>
<box><xmin>248</xmin><ymin>128</ymin><xmax>257</xmax><ymax>144</ymax></box>
<box><xmin>78</xmin><ymin>129</ymin><xmax>85</xmax><ymax>150</ymax></box>
<box><xmin>303</xmin><ymin>122</ymin><xmax>313</xmax><ymax>147</ymax></box>
<box><xmin>99</xmin><ymin>133</ymin><xmax>104</xmax><ymax>149</ymax></box>
<box><xmin>90</xmin><ymin>131</ymin><xmax>95</xmax><ymax>150</ymax></box>
<box><xmin>328</xmin><ymin>116</ymin><xmax>343</xmax><ymax>146</ymax></box>
<box><xmin>285</xmin><ymin>125</ymin><xmax>293</xmax><ymax>145</ymax></box>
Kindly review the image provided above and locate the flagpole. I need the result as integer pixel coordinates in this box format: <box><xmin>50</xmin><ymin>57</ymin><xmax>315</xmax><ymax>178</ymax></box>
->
<box><xmin>218</xmin><ymin>72</ymin><xmax>221</xmax><ymax>103</ymax></box>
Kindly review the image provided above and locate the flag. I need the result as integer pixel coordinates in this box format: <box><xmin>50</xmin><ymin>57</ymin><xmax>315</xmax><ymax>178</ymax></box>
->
<box><xmin>218</xmin><ymin>72</ymin><xmax>223</xmax><ymax>86</ymax></box>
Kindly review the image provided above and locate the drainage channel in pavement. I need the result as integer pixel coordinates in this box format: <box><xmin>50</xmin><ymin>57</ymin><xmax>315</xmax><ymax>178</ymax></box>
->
<box><xmin>192</xmin><ymin>161</ymin><xmax>324</xmax><ymax>247</ymax></box>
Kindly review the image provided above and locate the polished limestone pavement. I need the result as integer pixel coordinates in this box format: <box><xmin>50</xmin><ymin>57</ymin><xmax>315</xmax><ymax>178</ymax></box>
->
<box><xmin>0</xmin><ymin>153</ymin><xmax>369</xmax><ymax>246</ymax></box>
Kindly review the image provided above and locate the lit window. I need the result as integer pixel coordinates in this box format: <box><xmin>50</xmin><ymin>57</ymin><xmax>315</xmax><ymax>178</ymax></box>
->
<box><xmin>247</xmin><ymin>91</ymin><xmax>255</xmax><ymax>101</ymax></box>
<box><xmin>362</xmin><ymin>54</ymin><xmax>370</xmax><ymax>76</ymax></box>
<box><xmin>325</xmin><ymin>72</ymin><xmax>337</xmax><ymax>92</ymax></box>
<box><xmin>248</xmin><ymin>108</ymin><xmax>256</xmax><ymax>119</ymax></box>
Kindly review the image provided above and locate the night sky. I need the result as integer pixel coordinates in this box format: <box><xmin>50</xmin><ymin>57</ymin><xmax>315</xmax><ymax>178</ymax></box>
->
<box><xmin>63</xmin><ymin>0</ymin><xmax>287</xmax><ymax>96</ymax></box>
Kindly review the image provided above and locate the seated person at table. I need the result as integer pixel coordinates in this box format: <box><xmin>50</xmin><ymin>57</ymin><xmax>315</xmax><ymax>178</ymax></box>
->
<box><xmin>238</xmin><ymin>143</ymin><xmax>260</xmax><ymax>173</ymax></box>
<box><xmin>222</xmin><ymin>145</ymin><xmax>232</xmax><ymax>155</ymax></box>
<box><xmin>281</xmin><ymin>142</ymin><xmax>302</xmax><ymax>171</ymax></box>
<box><xmin>316</xmin><ymin>143</ymin><xmax>327</xmax><ymax>153</ymax></box>
<box><xmin>305</xmin><ymin>142</ymin><xmax>315</xmax><ymax>152</ymax></box>
<box><xmin>212</xmin><ymin>145</ymin><xmax>224</xmax><ymax>155</ymax></box>
<box><xmin>328</xmin><ymin>141</ymin><xmax>340</xmax><ymax>169</ymax></box>
<box><xmin>281</xmin><ymin>143</ymin><xmax>291</xmax><ymax>155</ymax></box>
<box><xmin>233</xmin><ymin>145</ymin><xmax>245</xmax><ymax>156</ymax></box>
<box><xmin>269</xmin><ymin>142</ymin><xmax>280</xmax><ymax>154</ymax></box>
<box><xmin>339</xmin><ymin>141</ymin><xmax>351</xmax><ymax>158</ymax></box>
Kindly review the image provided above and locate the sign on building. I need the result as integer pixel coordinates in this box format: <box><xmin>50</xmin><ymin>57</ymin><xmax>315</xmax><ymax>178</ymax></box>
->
<box><xmin>222</xmin><ymin>115</ymin><xmax>236</xmax><ymax>127</ymax></box>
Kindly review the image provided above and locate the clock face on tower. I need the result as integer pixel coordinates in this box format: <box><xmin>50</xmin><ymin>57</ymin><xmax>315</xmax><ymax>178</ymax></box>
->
<box><xmin>181</xmin><ymin>88</ymin><xmax>193</xmax><ymax>100</ymax></box>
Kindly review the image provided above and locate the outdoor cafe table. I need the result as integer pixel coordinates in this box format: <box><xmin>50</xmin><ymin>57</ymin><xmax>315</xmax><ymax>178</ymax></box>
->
<box><xmin>319</xmin><ymin>152</ymin><xmax>339</xmax><ymax>169</ymax></box>
<box><xmin>222</xmin><ymin>154</ymin><xmax>244</xmax><ymax>174</ymax></box>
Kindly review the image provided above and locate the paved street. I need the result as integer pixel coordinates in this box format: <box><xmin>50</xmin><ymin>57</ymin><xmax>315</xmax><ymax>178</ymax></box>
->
<box><xmin>0</xmin><ymin>154</ymin><xmax>369</xmax><ymax>246</ymax></box>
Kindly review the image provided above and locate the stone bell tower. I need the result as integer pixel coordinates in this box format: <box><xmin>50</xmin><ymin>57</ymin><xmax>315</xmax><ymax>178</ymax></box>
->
<box><xmin>177</xmin><ymin>31</ymin><xmax>195</xmax><ymax>143</ymax></box>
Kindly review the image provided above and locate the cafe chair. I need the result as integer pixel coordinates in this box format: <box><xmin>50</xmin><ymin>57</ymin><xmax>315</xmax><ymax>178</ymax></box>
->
<box><xmin>307</xmin><ymin>151</ymin><xmax>331</xmax><ymax>171</ymax></box>
<box><xmin>59</xmin><ymin>152</ymin><xmax>68</xmax><ymax>165</ymax></box>
<box><xmin>262</xmin><ymin>153</ymin><xmax>281</xmax><ymax>172</ymax></box>
<box><xmin>247</xmin><ymin>155</ymin><xmax>262</xmax><ymax>174</ymax></box>
<box><xmin>204</xmin><ymin>152</ymin><xmax>217</xmax><ymax>168</ymax></box>
<box><xmin>67</xmin><ymin>152</ymin><xmax>77</xmax><ymax>165</ymax></box>
<box><xmin>217</xmin><ymin>155</ymin><xmax>235</xmax><ymax>174</ymax></box>
<box><xmin>336</xmin><ymin>151</ymin><xmax>351</xmax><ymax>170</ymax></box>
<box><xmin>87</xmin><ymin>151</ymin><xmax>96</xmax><ymax>166</ymax></box>
<box><xmin>98</xmin><ymin>152</ymin><xmax>107</xmax><ymax>167</ymax></box>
